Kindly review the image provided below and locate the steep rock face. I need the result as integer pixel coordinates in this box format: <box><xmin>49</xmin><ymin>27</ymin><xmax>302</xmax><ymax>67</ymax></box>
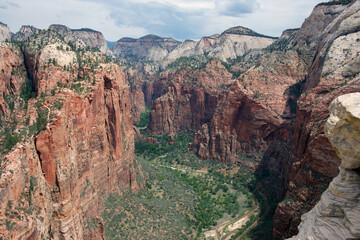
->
<box><xmin>273</xmin><ymin>1</ymin><xmax>360</xmax><ymax>238</ymax></box>
<box><xmin>165</xmin><ymin>40</ymin><xmax>198</xmax><ymax>64</ymax></box>
<box><xmin>289</xmin><ymin>3</ymin><xmax>349</xmax><ymax>58</ymax></box>
<box><xmin>72</xmin><ymin>28</ymin><xmax>113</xmax><ymax>56</ymax></box>
<box><xmin>12</xmin><ymin>25</ymin><xmax>40</xmax><ymax>42</ymax></box>
<box><xmin>113</xmin><ymin>35</ymin><xmax>180</xmax><ymax>62</ymax></box>
<box><xmin>113</xmin><ymin>27</ymin><xmax>275</xmax><ymax>71</ymax></box>
<box><xmin>147</xmin><ymin>60</ymin><xmax>233</xmax><ymax>134</ymax></box>
<box><xmin>22</xmin><ymin>31</ymin><xmax>79</xmax><ymax>95</ymax></box>
<box><xmin>49</xmin><ymin>24</ymin><xmax>112</xmax><ymax>56</ymax></box>
<box><xmin>0</xmin><ymin>36</ymin><xmax>142</xmax><ymax>239</ymax></box>
<box><xmin>193</xmin><ymin>29</ymin><xmax>276</xmax><ymax>62</ymax></box>
<box><xmin>191</xmin><ymin>45</ymin><xmax>308</xmax><ymax>163</ymax></box>
<box><xmin>191</xmin><ymin>80</ymin><xmax>288</xmax><ymax>163</ymax></box>
<box><xmin>288</xmin><ymin>93</ymin><xmax>360</xmax><ymax>240</ymax></box>
<box><xmin>0</xmin><ymin>23</ymin><xmax>12</xmax><ymax>42</ymax></box>
<box><xmin>0</xmin><ymin>42</ymin><xmax>26</xmax><ymax>115</ymax></box>
<box><xmin>123</xmin><ymin>69</ymin><xmax>148</xmax><ymax>124</ymax></box>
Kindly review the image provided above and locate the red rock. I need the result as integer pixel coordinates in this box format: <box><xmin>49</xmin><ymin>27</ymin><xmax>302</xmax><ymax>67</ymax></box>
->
<box><xmin>147</xmin><ymin>60</ymin><xmax>232</xmax><ymax>134</ymax></box>
<box><xmin>0</xmin><ymin>39</ymin><xmax>143</xmax><ymax>239</ymax></box>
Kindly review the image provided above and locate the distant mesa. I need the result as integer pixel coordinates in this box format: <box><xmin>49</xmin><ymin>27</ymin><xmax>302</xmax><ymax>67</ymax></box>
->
<box><xmin>222</xmin><ymin>26</ymin><xmax>278</xmax><ymax>39</ymax></box>
<box><xmin>48</xmin><ymin>24</ymin><xmax>72</xmax><ymax>33</ymax></box>
<box><xmin>118</xmin><ymin>37</ymin><xmax>137</xmax><ymax>42</ymax></box>
<box><xmin>139</xmin><ymin>34</ymin><xmax>163</xmax><ymax>40</ymax></box>
<box><xmin>71</xmin><ymin>27</ymin><xmax>101</xmax><ymax>33</ymax></box>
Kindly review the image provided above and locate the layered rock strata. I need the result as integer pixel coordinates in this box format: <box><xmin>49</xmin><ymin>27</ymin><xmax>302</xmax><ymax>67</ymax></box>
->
<box><xmin>0</xmin><ymin>32</ymin><xmax>142</xmax><ymax>239</ymax></box>
<box><xmin>273</xmin><ymin>1</ymin><xmax>360</xmax><ymax>237</ymax></box>
<box><xmin>288</xmin><ymin>93</ymin><xmax>360</xmax><ymax>240</ymax></box>
<box><xmin>0</xmin><ymin>23</ymin><xmax>12</xmax><ymax>42</ymax></box>
<box><xmin>113</xmin><ymin>26</ymin><xmax>276</xmax><ymax>71</ymax></box>
<box><xmin>12</xmin><ymin>25</ymin><xmax>40</xmax><ymax>42</ymax></box>
<box><xmin>49</xmin><ymin>24</ymin><xmax>113</xmax><ymax>56</ymax></box>
<box><xmin>146</xmin><ymin>60</ymin><xmax>233</xmax><ymax>135</ymax></box>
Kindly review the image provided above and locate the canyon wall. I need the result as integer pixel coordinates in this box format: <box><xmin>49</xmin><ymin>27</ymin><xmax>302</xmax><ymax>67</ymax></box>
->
<box><xmin>0</xmin><ymin>31</ymin><xmax>142</xmax><ymax>239</ymax></box>
<box><xmin>273</xmin><ymin>1</ymin><xmax>360</xmax><ymax>238</ymax></box>
<box><xmin>288</xmin><ymin>93</ymin><xmax>360</xmax><ymax>240</ymax></box>
<box><xmin>146</xmin><ymin>59</ymin><xmax>233</xmax><ymax>135</ymax></box>
<box><xmin>187</xmin><ymin>1</ymin><xmax>359</xmax><ymax>238</ymax></box>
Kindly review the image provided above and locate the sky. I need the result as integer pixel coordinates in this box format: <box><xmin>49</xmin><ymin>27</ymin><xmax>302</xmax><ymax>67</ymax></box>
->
<box><xmin>0</xmin><ymin>0</ymin><xmax>324</xmax><ymax>42</ymax></box>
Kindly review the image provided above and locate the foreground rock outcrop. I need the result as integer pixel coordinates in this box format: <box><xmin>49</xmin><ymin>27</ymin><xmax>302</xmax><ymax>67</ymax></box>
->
<box><xmin>288</xmin><ymin>93</ymin><xmax>360</xmax><ymax>240</ymax></box>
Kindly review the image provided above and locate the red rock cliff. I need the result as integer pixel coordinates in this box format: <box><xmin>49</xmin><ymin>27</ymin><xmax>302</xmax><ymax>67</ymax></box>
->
<box><xmin>273</xmin><ymin>1</ymin><xmax>360</xmax><ymax>238</ymax></box>
<box><xmin>189</xmin><ymin>1</ymin><xmax>360</xmax><ymax>238</ymax></box>
<box><xmin>0</xmin><ymin>31</ymin><xmax>142</xmax><ymax>239</ymax></box>
<box><xmin>147</xmin><ymin>60</ymin><xmax>233</xmax><ymax>135</ymax></box>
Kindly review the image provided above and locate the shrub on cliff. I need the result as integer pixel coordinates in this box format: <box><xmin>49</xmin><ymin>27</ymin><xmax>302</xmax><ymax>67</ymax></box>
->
<box><xmin>3</xmin><ymin>132</ymin><xmax>21</xmax><ymax>152</ymax></box>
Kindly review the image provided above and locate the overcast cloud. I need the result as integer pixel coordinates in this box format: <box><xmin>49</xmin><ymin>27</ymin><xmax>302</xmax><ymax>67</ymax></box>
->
<box><xmin>0</xmin><ymin>0</ymin><xmax>324</xmax><ymax>41</ymax></box>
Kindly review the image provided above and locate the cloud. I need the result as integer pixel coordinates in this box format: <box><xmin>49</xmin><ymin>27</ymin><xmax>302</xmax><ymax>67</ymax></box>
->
<box><xmin>85</xmin><ymin>0</ymin><xmax>209</xmax><ymax>40</ymax></box>
<box><xmin>215</xmin><ymin>0</ymin><xmax>259</xmax><ymax>16</ymax></box>
<box><xmin>0</xmin><ymin>1</ymin><xmax>20</xmax><ymax>10</ymax></box>
<box><xmin>7</xmin><ymin>1</ymin><xmax>20</xmax><ymax>8</ymax></box>
<box><xmin>0</xmin><ymin>0</ymin><xmax>324</xmax><ymax>41</ymax></box>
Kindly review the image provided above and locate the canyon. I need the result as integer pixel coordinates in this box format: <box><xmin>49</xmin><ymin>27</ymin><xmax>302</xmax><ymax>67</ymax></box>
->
<box><xmin>0</xmin><ymin>0</ymin><xmax>359</xmax><ymax>239</ymax></box>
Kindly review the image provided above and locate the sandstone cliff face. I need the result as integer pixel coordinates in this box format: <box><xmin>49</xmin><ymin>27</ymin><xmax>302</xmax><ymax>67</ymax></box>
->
<box><xmin>12</xmin><ymin>25</ymin><xmax>40</xmax><ymax>42</ymax></box>
<box><xmin>182</xmin><ymin>1</ymin><xmax>359</xmax><ymax>238</ymax></box>
<box><xmin>72</xmin><ymin>29</ymin><xmax>113</xmax><ymax>56</ymax></box>
<box><xmin>273</xmin><ymin>2</ymin><xmax>360</xmax><ymax>238</ymax></box>
<box><xmin>22</xmin><ymin>30</ymin><xmax>79</xmax><ymax>95</ymax></box>
<box><xmin>190</xmin><ymin>40</ymin><xmax>308</xmax><ymax>163</ymax></box>
<box><xmin>113</xmin><ymin>27</ymin><xmax>275</xmax><ymax>73</ymax></box>
<box><xmin>49</xmin><ymin>24</ymin><xmax>113</xmax><ymax>56</ymax></box>
<box><xmin>288</xmin><ymin>93</ymin><xmax>360</xmax><ymax>240</ymax></box>
<box><xmin>192</xmin><ymin>27</ymin><xmax>276</xmax><ymax>62</ymax></box>
<box><xmin>191</xmin><ymin>80</ymin><xmax>289</xmax><ymax>163</ymax></box>
<box><xmin>0</xmin><ymin>23</ymin><xmax>12</xmax><ymax>42</ymax></box>
<box><xmin>146</xmin><ymin>60</ymin><xmax>233</xmax><ymax>135</ymax></box>
<box><xmin>0</xmin><ymin>33</ymin><xmax>142</xmax><ymax>239</ymax></box>
<box><xmin>0</xmin><ymin>42</ymin><xmax>26</xmax><ymax>115</ymax></box>
<box><xmin>113</xmin><ymin>35</ymin><xmax>180</xmax><ymax>63</ymax></box>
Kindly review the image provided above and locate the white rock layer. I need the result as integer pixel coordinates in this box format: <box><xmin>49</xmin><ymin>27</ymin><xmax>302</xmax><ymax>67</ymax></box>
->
<box><xmin>288</xmin><ymin>92</ymin><xmax>360</xmax><ymax>240</ymax></box>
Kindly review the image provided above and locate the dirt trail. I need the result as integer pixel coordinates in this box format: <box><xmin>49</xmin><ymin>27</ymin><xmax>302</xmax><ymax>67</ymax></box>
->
<box><xmin>203</xmin><ymin>192</ymin><xmax>259</xmax><ymax>240</ymax></box>
<box><xmin>236</xmin><ymin>191</ymin><xmax>270</xmax><ymax>240</ymax></box>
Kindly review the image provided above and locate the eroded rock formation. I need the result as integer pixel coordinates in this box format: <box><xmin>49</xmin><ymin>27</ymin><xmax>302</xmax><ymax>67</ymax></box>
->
<box><xmin>0</xmin><ymin>23</ymin><xmax>12</xmax><ymax>42</ymax></box>
<box><xmin>288</xmin><ymin>92</ymin><xmax>360</xmax><ymax>240</ymax></box>
<box><xmin>146</xmin><ymin>59</ymin><xmax>233</xmax><ymax>135</ymax></box>
<box><xmin>0</xmin><ymin>31</ymin><xmax>142</xmax><ymax>239</ymax></box>
<box><xmin>273</xmin><ymin>2</ymin><xmax>360</xmax><ymax>237</ymax></box>
<box><xmin>49</xmin><ymin>24</ymin><xmax>113</xmax><ymax>56</ymax></box>
<box><xmin>186</xmin><ymin>1</ymin><xmax>359</xmax><ymax>238</ymax></box>
<box><xmin>12</xmin><ymin>25</ymin><xmax>40</xmax><ymax>42</ymax></box>
<box><xmin>113</xmin><ymin>26</ymin><xmax>276</xmax><ymax>72</ymax></box>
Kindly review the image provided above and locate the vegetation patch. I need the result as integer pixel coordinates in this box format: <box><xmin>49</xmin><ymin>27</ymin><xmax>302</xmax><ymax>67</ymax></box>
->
<box><xmin>102</xmin><ymin>131</ymin><xmax>257</xmax><ymax>239</ymax></box>
<box><xmin>102</xmin><ymin>157</ymin><xmax>197</xmax><ymax>239</ymax></box>
<box><xmin>167</xmin><ymin>56</ymin><xmax>207</xmax><ymax>70</ymax></box>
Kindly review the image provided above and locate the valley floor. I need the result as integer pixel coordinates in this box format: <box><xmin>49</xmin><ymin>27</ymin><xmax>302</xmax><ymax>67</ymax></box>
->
<box><xmin>102</xmin><ymin>132</ymin><xmax>271</xmax><ymax>239</ymax></box>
